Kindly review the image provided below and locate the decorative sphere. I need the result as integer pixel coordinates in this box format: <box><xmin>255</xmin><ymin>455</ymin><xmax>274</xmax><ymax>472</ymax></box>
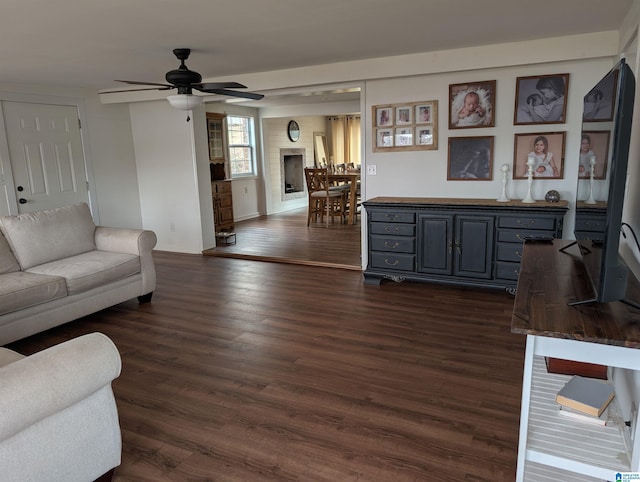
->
<box><xmin>545</xmin><ymin>190</ymin><xmax>560</xmax><ymax>203</ymax></box>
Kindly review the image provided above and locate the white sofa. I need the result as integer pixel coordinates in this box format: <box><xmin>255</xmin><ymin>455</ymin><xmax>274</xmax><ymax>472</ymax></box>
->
<box><xmin>0</xmin><ymin>203</ymin><xmax>157</xmax><ymax>345</ymax></box>
<box><xmin>0</xmin><ymin>332</ymin><xmax>122</xmax><ymax>482</ymax></box>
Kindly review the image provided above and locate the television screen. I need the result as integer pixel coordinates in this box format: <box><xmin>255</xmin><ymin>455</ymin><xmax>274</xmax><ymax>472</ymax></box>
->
<box><xmin>572</xmin><ymin>59</ymin><xmax>636</xmax><ymax>305</ymax></box>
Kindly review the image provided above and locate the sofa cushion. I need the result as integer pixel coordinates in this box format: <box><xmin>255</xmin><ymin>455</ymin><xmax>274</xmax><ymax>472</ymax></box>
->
<box><xmin>26</xmin><ymin>250</ymin><xmax>141</xmax><ymax>295</ymax></box>
<box><xmin>0</xmin><ymin>233</ymin><xmax>19</xmax><ymax>275</ymax></box>
<box><xmin>0</xmin><ymin>272</ymin><xmax>67</xmax><ymax>316</ymax></box>
<box><xmin>0</xmin><ymin>348</ymin><xmax>24</xmax><ymax>367</ymax></box>
<box><xmin>0</xmin><ymin>203</ymin><xmax>96</xmax><ymax>270</ymax></box>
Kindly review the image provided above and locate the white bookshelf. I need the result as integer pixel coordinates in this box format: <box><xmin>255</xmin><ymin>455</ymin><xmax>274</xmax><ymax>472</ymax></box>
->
<box><xmin>516</xmin><ymin>335</ymin><xmax>640</xmax><ymax>481</ymax></box>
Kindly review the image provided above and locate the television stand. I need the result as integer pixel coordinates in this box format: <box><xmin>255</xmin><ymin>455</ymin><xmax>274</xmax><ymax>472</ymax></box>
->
<box><xmin>512</xmin><ymin>239</ymin><xmax>640</xmax><ymax>481</ymax></box>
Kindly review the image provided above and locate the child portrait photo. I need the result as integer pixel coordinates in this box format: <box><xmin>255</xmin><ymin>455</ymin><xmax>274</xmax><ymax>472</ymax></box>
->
<box><xmin>449</xmin><ymin>80</ymin><xmax>496</xmax><ymax>129</ymax></box>
<box><xmin>579</xmin><ymin>131</ymin><xmax>610</xmax><ymax>179</ymax></box>
<box><xmin>513</xmin><ymin>132</ymin><xmax>566</xmax><ymax>179</ymax></box>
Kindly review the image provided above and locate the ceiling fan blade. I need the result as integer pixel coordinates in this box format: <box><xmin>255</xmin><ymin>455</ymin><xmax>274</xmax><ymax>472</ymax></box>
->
<box><xmin>194</xmin><ymin>82</ymin><xmax>247</xmax><ymax>90</ymax></box>
<box><xmin>204</xmin><ymin>89</ymin><xmax>264</xmax><ymax>100</ymax></box>
<box><xmin>115</xmin><ymin>80</ymin><xmax>174</xmax><ymax>88</ymax></box>
<box><xmin>101</xmin><ymin>86</ymin><xmax>175</xmax><ymax>94</ymax></box>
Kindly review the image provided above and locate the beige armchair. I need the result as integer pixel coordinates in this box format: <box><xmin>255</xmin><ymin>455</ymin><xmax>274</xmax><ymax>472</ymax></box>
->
<box><xmin>0</xmin><ymin>333</ymin><xmax>122</xmax><ymax>482</ymax></box>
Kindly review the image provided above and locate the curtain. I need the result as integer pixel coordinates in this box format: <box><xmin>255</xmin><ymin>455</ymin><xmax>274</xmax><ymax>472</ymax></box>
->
<box><xmin>329</xmin><ymin>116</ymin><xmax>360</xmax><ymax>167</ymax></box>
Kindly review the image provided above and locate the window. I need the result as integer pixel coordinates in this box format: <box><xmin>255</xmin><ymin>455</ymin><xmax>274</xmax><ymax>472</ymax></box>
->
<box><xmin>226</xmin><ymin>115</ymin><xmax>256</xmax><ymax>177</ymax></box>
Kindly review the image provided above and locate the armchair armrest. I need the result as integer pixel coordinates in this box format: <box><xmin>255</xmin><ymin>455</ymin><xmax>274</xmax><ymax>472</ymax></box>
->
<box><xmin>0</xmin><ymin>333</ymin><xmax>121</xmax><ymax>442</ymax></box>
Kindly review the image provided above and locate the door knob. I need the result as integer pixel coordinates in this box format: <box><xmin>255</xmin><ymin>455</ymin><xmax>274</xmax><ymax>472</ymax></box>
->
<box><xmin>18</xmin><ymin>198</ymin><xmax>27</xmax><ymax>204</ymax></box>
<box><xmin>17</xmin><ymin>186</ymin><xmax>24</xmax><ymax>192</ymax></box>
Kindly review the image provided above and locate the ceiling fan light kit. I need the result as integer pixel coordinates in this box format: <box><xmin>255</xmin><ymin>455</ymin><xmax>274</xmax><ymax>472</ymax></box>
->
<box><xmin>106</xmin><ymin>48</ymin><xmax>264</xmax><ymax>111</ymax></box>
<box><xmin>167</xmin><ymin>94</ymin><xmax>203</xmax><ymax>110</ymax></box>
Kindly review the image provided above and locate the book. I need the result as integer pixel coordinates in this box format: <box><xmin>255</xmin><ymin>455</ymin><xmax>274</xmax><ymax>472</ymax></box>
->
<box><xmin>555</xmin><ymin>375</ymin><xmax>615</xmax><ymax>417</ymax></box>
<box><xmin>558</xmin><ymin>405</ymin><xmax>608</xmax><ymax>426</ymax></box>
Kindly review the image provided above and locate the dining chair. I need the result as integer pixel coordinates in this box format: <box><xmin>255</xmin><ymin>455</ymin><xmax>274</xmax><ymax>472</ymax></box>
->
<box><xmin>304</xmin><ymin>167</ymin><xmax>346</xmax><ymax>227</ymax></box>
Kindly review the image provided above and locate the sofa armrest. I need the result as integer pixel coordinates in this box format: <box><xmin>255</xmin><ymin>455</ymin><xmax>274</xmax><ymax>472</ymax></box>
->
<box><xmin>95</xmin><ymin>226</ymin><xmax>157</xmax><ymax>295</ymax></box>
<box><xmin>0</xmin><ymin>333</ymin><xmax>122</xmax><ymax>442</ymax></box>
<box><xmin>94</xmin><ymin>226</ymin><xmax>157</xmax><ymax>255</ymax></box>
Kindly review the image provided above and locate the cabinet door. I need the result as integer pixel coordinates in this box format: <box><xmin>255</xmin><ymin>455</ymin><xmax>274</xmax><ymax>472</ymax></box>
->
<box><xmin>454</xmin><ymin>216</ymin><xmax>494</xmax><ymax>279</ymax></box>
<box><xmin>417</xmin><ymin>214</ymin><xmax>453</xmax><ymax>275</ymax></box>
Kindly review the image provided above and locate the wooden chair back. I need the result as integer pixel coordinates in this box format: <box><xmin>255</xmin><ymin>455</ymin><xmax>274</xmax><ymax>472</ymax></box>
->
<box><xmin>304</xmin><ymin>167</ymin><xmax>331</xmax><ymax>193</ymax></box>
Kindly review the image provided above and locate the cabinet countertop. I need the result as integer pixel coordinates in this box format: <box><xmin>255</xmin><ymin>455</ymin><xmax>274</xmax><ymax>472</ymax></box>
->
<box><xmin>512</xmin><ymin>239</ymin><xmax>640</xmax><ymax>349</ymax></box>
<box><xmin>364</xmin><ymin>197</ymin><xmax>569</xmax><ymax>209</ymax></box>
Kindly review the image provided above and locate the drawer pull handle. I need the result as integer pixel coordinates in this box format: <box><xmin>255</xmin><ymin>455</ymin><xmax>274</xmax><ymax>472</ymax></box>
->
<box><xmin>384</xmin><ymin>214</ymin><xmax>399</xmax><ymax>221</ymax></box>
<box><xmin>516</xmin><ymin>234</ymin><xmax>524</xmax><ymax>241</ymax></box>
<box><xmin>384</xmin><ymin>226</ymin><xmax>399</xmax><ymax>233</ymax></box>
<box><xmin>517</xmin><ymin>219</ymin><xmax>535</xmax><ymax>226</ymax></box>
<box><xmin>514</xmin><ymin>269</ymin><xmax>520</xmax><ymax>276</ymax></box>
<box><xmin>515</xmin><ymin>251</ymin><xmax>521</xmax><ymax>258</ymax></box>
<box><xmin>384</xmin><ymin>258</ymin><xmax>399</xmax><ymax>266</ymax></box>
<box><xmin>385</xmin><ymin>241</ymin><xmax>400</xmax><ymax>249</ymax></box>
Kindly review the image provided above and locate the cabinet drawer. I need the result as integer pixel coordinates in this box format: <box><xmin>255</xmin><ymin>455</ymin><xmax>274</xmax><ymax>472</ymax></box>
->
<box><xmin>575</xmin><ymin>217</ymin><xmax>605</xmax><ymax>232</ymax></box>
<box><xmin>369</xmin><ymin>211</ymin><xmax>415</xmax><ymax>223</ymax></box>
<box><xmin>212</xmin><ymin>181</ymin><xmax>232</xmax><ymax>194</ymax></box>
<box><xmin>370</xmin><ymin>252</ymin><xmax>415</xmax><ymax>272</ymax></box>
<box><xmin>495</xmin><ymin>261</ymin><xmax>520</xmax><ymax>281</ymax></box>
<box><xmin>496</xmin><ymin>243</ymin><xmax>524</xmax><ymax>262</ymax></box>
<box><xmin>370</xmin><ymin>223</ymin><xmax>415</xmax><ymax>236</ymax></box>
<box><xmin>499</xmin><ymin>216</ymin><xmax>557</xmax><ymax>231</ymax></box>
<box><xmin>370</xmin><ymin>235</ymin><xmax>415</xmax><ymax>253</ymax></box>
<box><xmin>497</xmin><ymin>229</ymin><xmax>556</xmax><ymax>244</ymax></box>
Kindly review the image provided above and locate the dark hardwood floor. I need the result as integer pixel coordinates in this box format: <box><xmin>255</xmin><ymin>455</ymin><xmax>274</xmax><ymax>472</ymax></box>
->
<box><xmin>202</xmin><ymin>207</ymin><xmax>362</xmax><ymax>270</ymax></box>
<box><xmin>7</xmin><ymin>251</ymin><xmax>524</xmax><ymax>481</ymax></box>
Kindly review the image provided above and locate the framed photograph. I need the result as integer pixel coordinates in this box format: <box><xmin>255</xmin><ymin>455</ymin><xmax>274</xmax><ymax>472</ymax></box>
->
<box><xmin>415</xmin><ymin>103</ymin><xmax>433</xmax><ymax>124</ymax></box>
<box><xmin>447</xmin><ymin>136</ymin><xmax>494</xmax><ymax>180</ymax></box>
<box><xmin>395</xmin><ymin>106</ymin><xmax>412</xmax><ymax>125</ymax></box>
<box><xmin>376</xmin><ymin>128</ymin><xmax>393</xmax><ymax>148</ymax></box>
<box><xmin>514</xmin><ymin>73</ymin><xmax>569</xmax><ymax>125</ymax></box>
<box><xmin>583</xmin><ymin>70</ymin><xmax>618</xmax><ymax>122</ymax></box>
<box><xmin>415</xmin><ymin>126</ymin><xmax>433</xmax><ymax>146</ymax></box>
<box><xmin>376</xmin><ymin>107</ymin><xmax>393</xmax><ymax>126</ymax></box>
<box><xmin>395</xmin><ymin>127</ymin><xmax>412</xmax><ymax>146</ymax></box>
<box><xmin>513</xmin><ymin>132</ymin><xmax>566</xmax><ymax>179</ymax></box>
<box><xmin>372</xmin><ymin>100</ymin><xmax>438</xmax><ymax>152</ymax></box>
<box><xmin>579</xmin><ymin>131</ymin><xmax>610</xmax><ymax>179</ymax></box>
<box><xmin>449</xmin><ymin>80</ymin><xmax>496</xmax><ymax>129</ymax></box>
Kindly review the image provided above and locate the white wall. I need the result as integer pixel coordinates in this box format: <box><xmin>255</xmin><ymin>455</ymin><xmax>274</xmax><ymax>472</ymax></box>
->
<box><xmin>0</xmin><ymin>84</ymin><xmax>142</xmax><ymax>228</ymax></box>
<box><xmin>129</xmin><ymin>101</ymin><xmax>210</xmax><ymax>253</ymax></box>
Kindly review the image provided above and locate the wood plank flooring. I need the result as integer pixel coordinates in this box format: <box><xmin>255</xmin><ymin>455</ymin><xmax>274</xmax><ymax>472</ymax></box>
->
<box><xmin>7</xmin><ymin>252</ymin><xmax>524</xmax><ymax>481</ymax></box>
<box><xmin>202</xmin><ymin>207</ymin><xmax>361</xmax><ymax>270</ymax></box>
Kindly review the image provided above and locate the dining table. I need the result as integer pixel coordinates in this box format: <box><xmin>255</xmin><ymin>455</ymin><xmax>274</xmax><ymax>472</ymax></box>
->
<box><xmin>327</xmin><ymin>171</ymin><xmax>360</xmax><ymax>225</ymax></box>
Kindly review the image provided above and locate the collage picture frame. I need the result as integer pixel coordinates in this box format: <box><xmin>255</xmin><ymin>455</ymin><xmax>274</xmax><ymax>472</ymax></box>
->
<box><xmin>373</xmin><ymin>100</ymin><xmax>438</xmax><ymax>152</ymax></box>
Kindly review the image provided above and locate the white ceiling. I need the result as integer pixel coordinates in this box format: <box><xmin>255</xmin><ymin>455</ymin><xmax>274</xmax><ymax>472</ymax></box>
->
<box><xmin>1</xmin><ymin>0</ymin><xmax>634</xmax><ymax>93</ymax></box>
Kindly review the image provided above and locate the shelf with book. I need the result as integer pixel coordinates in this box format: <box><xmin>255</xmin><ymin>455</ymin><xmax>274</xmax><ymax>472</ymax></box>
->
<box><xmin>525</xmin><ymin>355</ymin><xmax>629</xmax><ymax>479</ymax></box>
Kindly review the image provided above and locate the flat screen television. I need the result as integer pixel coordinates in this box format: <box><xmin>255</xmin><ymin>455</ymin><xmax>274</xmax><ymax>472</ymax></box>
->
<box><xmin>569</xmin><ymin>58</ymin><xmax>637</xmax><ymax>306</ymax></box>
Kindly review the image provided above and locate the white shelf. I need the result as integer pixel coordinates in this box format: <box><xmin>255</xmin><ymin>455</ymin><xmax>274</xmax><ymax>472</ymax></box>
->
<box><xmin>524</xmin><ymin>356</ymin><xmax>630</xmax><ymax>480</ymax></box>
<box><xmin>524</xmin><ymin>460</ymin><xmax>603</xmax><ymax>481</ymax></box>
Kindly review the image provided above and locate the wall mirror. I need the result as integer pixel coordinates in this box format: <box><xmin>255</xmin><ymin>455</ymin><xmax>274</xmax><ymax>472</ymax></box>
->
<box><xmin>313</xmin><ymin>132</ymin><xmax>329</xmax><ymax>167</ymax></box>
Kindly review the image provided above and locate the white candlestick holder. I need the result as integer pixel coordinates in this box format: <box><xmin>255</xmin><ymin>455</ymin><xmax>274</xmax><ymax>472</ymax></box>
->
<box><xmin>585</xmin><ymin>154</ymin><xmax>597</xmax><ymax>204</ymax></box>
<box><xmin>522</xmin><ymin>156</ymin><xmax>535</xmax><ymax>203</ymax></box>
<box><xmin>497</xmin><ymin>164</ymin><xmax>510</xmax><ymax>202</ymax></box>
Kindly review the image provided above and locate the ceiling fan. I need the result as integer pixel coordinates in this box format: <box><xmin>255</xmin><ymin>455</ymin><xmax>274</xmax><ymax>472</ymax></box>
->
<box><xmin>105</xmin><ymin>48</ymin><xmax>264</xmax><ymax>106</ymax></box>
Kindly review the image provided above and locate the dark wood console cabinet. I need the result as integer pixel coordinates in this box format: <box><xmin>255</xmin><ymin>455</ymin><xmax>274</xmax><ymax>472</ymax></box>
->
<box><xmin>363</xmin><ymin>197</ymin><xmax>568</xmax><ymax>289</ymax></box>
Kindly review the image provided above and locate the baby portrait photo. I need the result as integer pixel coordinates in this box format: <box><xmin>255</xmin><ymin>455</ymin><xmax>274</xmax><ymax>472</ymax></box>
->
<box><xmin>513</xmin><ymin>132</ymin><xmax>566</xmax><ymax>179</ymax></box>
<box><xmin>514</xmin><ymin>73</ymin><xmax>569</xmax><ymax>125</ymax></box>
<box><xmin>449</xmin><ymin>80</ymin><xmax>496</xmax><ymax>129</ymax></box>
<box><xmin>583</xmin><ymin>70</ymin><xmax>618</xmax><ymax>122</ymax></box>
<box><xmin>376</xmin><ymin>107</ymin><xmax>393</xmax><ymax>126</ymax></box>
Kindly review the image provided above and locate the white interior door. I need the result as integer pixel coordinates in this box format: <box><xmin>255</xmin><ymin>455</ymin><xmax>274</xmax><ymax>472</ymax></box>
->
<box><xmin>2</xmin><ymin>102</ymin><xmax>89</xmax><ymax>213</ymax></box>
